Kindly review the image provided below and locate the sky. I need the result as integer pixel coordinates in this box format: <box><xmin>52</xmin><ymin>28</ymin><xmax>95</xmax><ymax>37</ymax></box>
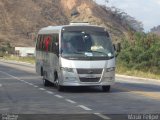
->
<box><xmin>96</xmin><ymin>0</ymin><xmax>160</xmax><ymax>32</ymax></box>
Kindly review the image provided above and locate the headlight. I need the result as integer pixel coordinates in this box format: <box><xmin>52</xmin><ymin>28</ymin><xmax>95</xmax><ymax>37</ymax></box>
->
<box><xmin>61</xmin><ymin>67</ymin><xmax>74</xmax><ymax>73</ymax></box>
<box><xmin>106</xmin><ymin>67</ymin><xmax>115</xmax><ymax>72</ymax></box>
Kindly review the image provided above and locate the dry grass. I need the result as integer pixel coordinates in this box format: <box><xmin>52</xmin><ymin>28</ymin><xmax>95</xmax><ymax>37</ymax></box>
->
<box><xmin>116</xmin><ymin>63</ymin><xmax>160</xmax><ymax>80</ymax></box>
<box><xmin>3</xmin><ymin>55</ymin><xmax>35</xmax><ymax>64</ymax></box>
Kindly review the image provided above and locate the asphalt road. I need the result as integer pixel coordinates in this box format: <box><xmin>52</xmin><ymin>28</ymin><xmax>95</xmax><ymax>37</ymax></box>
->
<box><xmin>0</xmin><ymin>61</ymin><xmax>160</xmax><ymax>120</ymax></box>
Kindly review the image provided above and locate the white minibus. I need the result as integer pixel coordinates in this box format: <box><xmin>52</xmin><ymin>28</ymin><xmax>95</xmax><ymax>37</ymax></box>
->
<box><xmin>35</xmin><ymin>23</ymin><xmax>115</xmax><ymax>92</ymax></box>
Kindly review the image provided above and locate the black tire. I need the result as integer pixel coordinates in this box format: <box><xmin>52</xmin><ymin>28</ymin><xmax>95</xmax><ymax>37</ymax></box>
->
<box><xmin>41</xmin><ymin>68</ymin><xmax>43</xmax><ymax>76</ymax></box>
<box><xmin>57</xmin><ymin>85</ymin><xmax>64</xmax><ymax>92</ymax></box>
<box><xmin>102</xmin><ymin>85</ymin><xmax>111</xmax><ymax>92</ymax></box>
<box><xmin>43</xmin><ymin>77</ymin><xmax>50</xmax><ymax>87</ymax></box>
<box><xmin>54</xmin><ymin>72</ymin><xmax>64</xmax><ymax>91</ymax></box>
<box><xmin>56</xmin><ymin>80</ymin><xmax>64</xmax><ymax>92</ymax></box>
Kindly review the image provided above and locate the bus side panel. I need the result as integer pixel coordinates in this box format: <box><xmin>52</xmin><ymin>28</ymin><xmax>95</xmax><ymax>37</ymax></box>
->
<box><xmin>35</xmin><ymin>51</ymin><xmax>43</xmax><ymax>76</ymax></box>
<box><xmin>46</xmin><ymin>53</ymin><xmax>60</xmax><ymax>83</ymax></box>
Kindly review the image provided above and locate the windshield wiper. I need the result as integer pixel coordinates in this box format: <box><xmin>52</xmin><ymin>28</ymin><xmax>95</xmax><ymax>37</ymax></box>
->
<box><xmin>73</xmin><ymin>51</ymin><xmax>84</xmax><ymax>54</ymax></box>
<box><xmin>87</xmin><ymin>50</ymin><xmax>108</xmax><ymax>56</ymax></box>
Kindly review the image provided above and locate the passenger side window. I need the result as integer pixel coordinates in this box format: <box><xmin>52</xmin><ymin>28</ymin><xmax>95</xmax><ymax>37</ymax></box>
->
<box><xmin>51</xmin><ymin>34</ymin><xmax>59</xmax><ymax>54</ymax></box>
<box><xmin>44</xmin><ymin>35</ymin><xmax>51</xmax><ymax>52</ymax></box>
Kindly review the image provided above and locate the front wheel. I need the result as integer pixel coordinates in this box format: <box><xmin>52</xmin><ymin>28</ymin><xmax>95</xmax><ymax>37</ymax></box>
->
<box><xmin>102</xmin><ymin>85</ymin><xmax>111</xmax><ymax>92</ymax></box>
<box><xmin>43</xmin><ymin>77</ymin><xmax>50</xmax><ymax>86</ymax></box>
<box><xmin>57</xmin><ymin>85</ymin><xmax>64</xmax><ymax>92</ymax></box>
<box><xmin>55</xmin><ymin>80</ymin><xmax>64</xmax><ymax>92</ymax></box>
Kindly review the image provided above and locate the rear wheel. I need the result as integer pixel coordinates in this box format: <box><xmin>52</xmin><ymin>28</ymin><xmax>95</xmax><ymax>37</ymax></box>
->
<box><xmin>43</xmin><ymin>77</ymin><xmax>50</xmax><ymax>86</ymax></box>
<box><xmin>41</xmin><ymin>67</ymin><xmax>43</xmax><ymax>76</ymax></box>
<box><xmin>102</xmin><ymin>85</ymin><xmax>111</xmax><ymax>92</ymax></box>
<box><xmin>42</xmin><ymin>71</ymin><xmax>50</xmax><ymax>86</ymax></box>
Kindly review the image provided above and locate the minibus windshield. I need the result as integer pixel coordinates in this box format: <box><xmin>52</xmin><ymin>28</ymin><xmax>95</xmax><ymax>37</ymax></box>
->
<box><xmin>61</xmin><ymin>30</ymin><xmax>114</xmax><ymax>60</ymax></box>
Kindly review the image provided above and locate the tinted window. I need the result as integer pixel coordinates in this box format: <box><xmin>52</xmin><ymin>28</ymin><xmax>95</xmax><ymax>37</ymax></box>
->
<box><xmin>36</xmin><ymin>35</ymin><xmax>41</xmax><ymax>50</ymax></box>
<box><xmin>61</xmin><ymin>30</ymin><xmax>114</xmax><ymax>60</ymax></box>
<box><xmin>36</xmin><ymin>34</ymin><xmax>59</xmax><ymax>53</ymax></box>
<box><xmin>51</xmin><ymin>34</ymin><xmax>59</xmax><ymax>53</ymax></box>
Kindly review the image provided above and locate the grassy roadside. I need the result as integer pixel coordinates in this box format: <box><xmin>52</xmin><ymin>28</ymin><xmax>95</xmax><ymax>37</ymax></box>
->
<box><xmin>116</xmin><ymin>62</ymin><xmax>160</xmax><ymax>80</ymax></box>
<box><xmin>1</xmin><ymin>55</ymin><xmax>35</xmax><ymax>64</ymax></box>
<box><xmin>1</xmin><ymin>55</ymin><xmax>160</xmax><ymax>80</ymax></box>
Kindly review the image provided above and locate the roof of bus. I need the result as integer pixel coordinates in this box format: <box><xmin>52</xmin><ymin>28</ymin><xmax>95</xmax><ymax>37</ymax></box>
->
<box><xmin>38</xmin><ymin>25</ymin><xmax>105</xmax><ymax>34</ymax></box>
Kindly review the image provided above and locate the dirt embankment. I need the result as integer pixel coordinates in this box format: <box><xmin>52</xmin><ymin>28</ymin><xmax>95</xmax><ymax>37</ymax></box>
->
<box><xmin>0</xmin><ymin>0</ymin><xmax>131</xmax><ymax>47</ymax></box>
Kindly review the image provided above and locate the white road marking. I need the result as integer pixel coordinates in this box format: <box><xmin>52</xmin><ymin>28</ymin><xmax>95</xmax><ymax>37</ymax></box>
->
<box><xmin>39</xmin><ymin>88</ymin><xmax>46</xmax><ymax>91</ymax></box>
<box><xmin>0</xmin><ymin>71</ymin><xmax>35</xmax><ymax>86</ymax></box>
<box><xmin>0</xmin><ymin>70</ymin><xmax>109</xmax><ymax>116</ymax></box>
<box><xmin>28</xmin><ymin>83</ymin><xmax>34</xmax><ymax>86</ymax></box>
<box><xmin>46</xmin><ymin>91</ymin><xmax>54</xmax><ymax>94</ymax></box>
<box><xmin>94</xmin><ymin>113</ymin><xmax>111</xmax><ymax>120</ymax></box>
<box><xmin>55</xmin><ymin>95</ymin><xmax>64</xmax><ymax>98</ymax></box>
<box><xmin>65</xmin><ymin>99</ymin><xmax>76</xmax><ymax>104</ymax></box>
<box><xmin>0</xmin><ymin>71</ymin><xmax>21</xmax><ymax>80</ymax></box>
<box><xmin>24</xmin><ymin>81</ymin><xmax>30</xmax><ymax>84</ymax></box>
<box><xmin>33</xmin><ymin>85</ymin><xmax>38</xmax><ymax>88</ymax></box>
<box><xmin>78</xmin><ymin>105</ymin><xmax>92</xmax><ymax>111</ymax></box>
<box><xmin>19</xmin><ymin>80</ymin><xmax>25</xmax><ymax>82</ymax></box>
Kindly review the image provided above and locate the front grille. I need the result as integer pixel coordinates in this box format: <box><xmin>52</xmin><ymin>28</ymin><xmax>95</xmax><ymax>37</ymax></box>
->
<box><xmin>79</xmin><ymin>78</ymin><xmax>100</xmax><ymax>82</ymax></box>
<box><xmin>77</xmin><ymin>69</ymin><xmax>103</xmax><ymax>74</ymax></box>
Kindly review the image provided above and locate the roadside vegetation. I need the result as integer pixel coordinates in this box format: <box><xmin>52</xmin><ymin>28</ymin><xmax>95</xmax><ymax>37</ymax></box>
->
<box><xmin>116</xmin><ymin>32</ymin><xmax>160</xmax><ymax>79</ymax></box>
<box><xmin>2</xmin><ymin>55</ymin><xmax>35</xmax><ymax>64</ymax></box>
<box><xmin>0</xmin><ymin>42</ymin><xmax>35</xmax><ymax>64</ymax></box>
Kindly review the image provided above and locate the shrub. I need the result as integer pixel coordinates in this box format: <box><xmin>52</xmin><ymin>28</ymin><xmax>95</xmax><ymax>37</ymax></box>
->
<box><xmin>117</xmin><ymin>32</ymin><xmax>160</xmax><ymax>75</ymax></box>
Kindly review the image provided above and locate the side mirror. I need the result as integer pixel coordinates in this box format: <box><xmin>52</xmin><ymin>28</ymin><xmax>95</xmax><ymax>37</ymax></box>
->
<box><xmin>113</xmin><ymin>43</ymin><xmax>121</xmax><ymax>53</ymax></box>
<box><xmin>113</xmin><ymin>44</ymin><xmax>116</xmax><ymax>51</ymax></box>
<box><xmin>113</xmin><ymin>43</ymin><xmax>121</xmax><ymax>57</ymax></box>
<box><xmin>116</xmin><ymin>43</ymin><xmax>121</xmax><ymax>52</ymax></box>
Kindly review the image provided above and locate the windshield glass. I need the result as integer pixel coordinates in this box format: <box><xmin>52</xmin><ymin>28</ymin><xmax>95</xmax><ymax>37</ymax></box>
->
<box><xmin>61</xmin><ymin>30</ymin><xmax>114</xmax><ymax>60</ymax></box>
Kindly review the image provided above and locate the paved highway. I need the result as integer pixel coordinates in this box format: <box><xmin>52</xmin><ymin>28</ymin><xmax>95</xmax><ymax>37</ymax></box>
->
<box><xmin>0</xmin><ymin>61</ymin><xmax>160</xmax><ymax>120</ymax></box>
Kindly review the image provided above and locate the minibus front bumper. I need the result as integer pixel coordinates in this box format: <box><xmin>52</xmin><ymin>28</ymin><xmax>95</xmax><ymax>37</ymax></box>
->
<box><xmin>59</xmin><ymin>69</ymin><xmax>115</xmax><ymax>86</ymax></box>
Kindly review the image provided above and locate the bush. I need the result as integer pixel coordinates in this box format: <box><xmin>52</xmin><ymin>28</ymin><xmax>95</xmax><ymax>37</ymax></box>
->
<box><xmin>117</xmin><ymin>32</ymin><xmax>160</xmax><ymax>75</ymax></box>
<box><xmin>0</xmin><ymin>51</ymin><xmax>4</xmax><ymax>57</ymax></box>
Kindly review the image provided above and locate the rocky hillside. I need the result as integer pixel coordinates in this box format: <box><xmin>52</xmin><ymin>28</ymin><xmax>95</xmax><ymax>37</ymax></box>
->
<box><xmin>0</xmin><ymin>0</ymin><xmax>142</xmax><ymax>47</ymax></box>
